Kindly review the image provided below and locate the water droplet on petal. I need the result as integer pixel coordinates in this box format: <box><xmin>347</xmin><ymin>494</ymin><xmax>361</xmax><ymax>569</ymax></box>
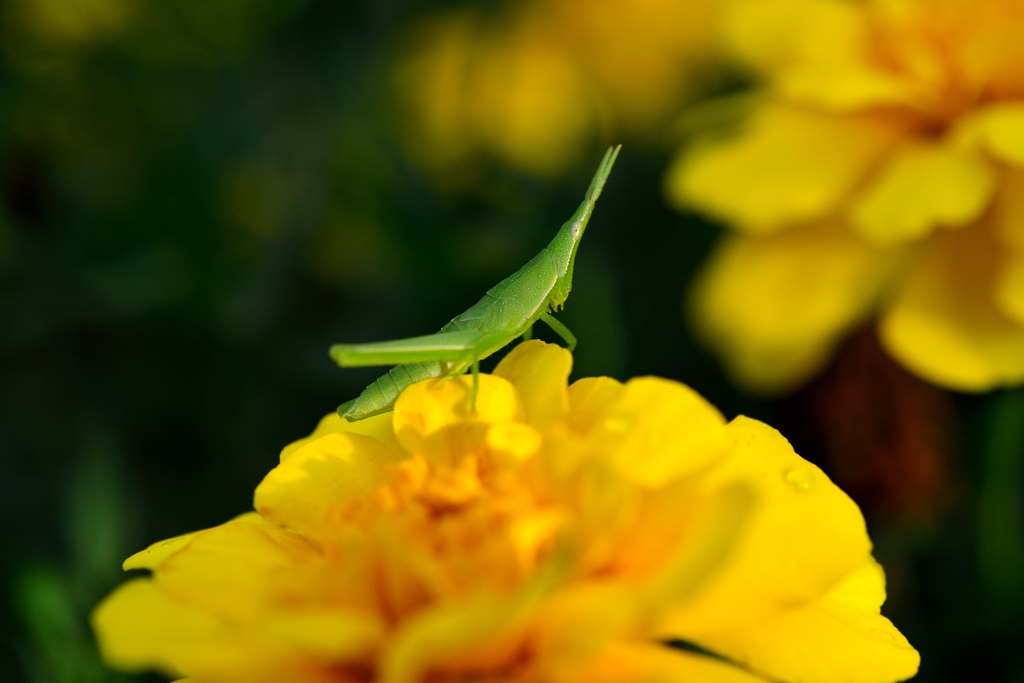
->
<box><xmin>783</xmin><ymin>467</ymin><xmax>816</xmax><ymax>493</ymax></box>
<box><xmin>604</xmin><ymin>415</ymin><xmax>634</xmax><ymax>434</ymax></box>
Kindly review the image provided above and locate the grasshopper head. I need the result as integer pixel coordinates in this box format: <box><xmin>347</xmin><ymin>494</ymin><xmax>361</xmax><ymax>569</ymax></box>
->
<box><xmin>548</xmin><ymin>145</ymin><xmax>620</xmax><ymax>308</ymax></box>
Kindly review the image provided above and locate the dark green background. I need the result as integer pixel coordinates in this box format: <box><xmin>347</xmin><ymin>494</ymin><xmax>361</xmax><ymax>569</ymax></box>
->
<box><xmin>0</xmin><ymin>1</ymin><xmax>1021</xmax><ymax>681</ymax></box>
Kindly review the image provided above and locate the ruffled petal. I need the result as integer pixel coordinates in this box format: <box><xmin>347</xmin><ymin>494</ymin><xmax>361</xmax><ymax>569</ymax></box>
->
<box><xmin>850</xmin><ymin>142</ymin><xmax>995</xmax><ymax>245</ymax></box>
<box><xmin>551</xmin><ymin>641</ymin><xmax>769</xmax><ymax>683</ymax></box>
<box><xmin>694</xmin><ymin>562</ymin><xmax>920</xmax><ymax>683</ymax></box>
<box><xmin>666</xmin><ymin>105</ymin><xmax>901</xmax><ymax>232</ymax></box>
<box><xmin>380</xmin><ymin>592</ymin><xmax>534</xmax><ymax>683</ymax></box>
<box><xmin>391</xmin><ymin>13</ymin><xmax>479</xmax><ymax>175</ymax></box>
<box><xmin>726</xmin><ymin>0</ymin><xmax>910</xmax><ymax>110</ymax></box>
<box><xmin>690</xmin><ymin>224</ymin><xmax>899</xmax><ymax>393</ymax></box>
<box><xmin>92</xmin><ymin>578</ymin><xmax>382</xmax><ymax>682</ymax></box>
<box><xmin>255</xmin><ymin>433</ymin><xmax>405</xmax><ymax>542</ymax></box>
<box><xmin>566</xmin><ymin>376</ymin><xmax>625</xmax><ymax>434</ymax></box>
<box><xmin>586</xmin><ymin>377</ymin><xmax>728</xmax><ymax>487</ymax></box>
<box><xmin>494</xmin><ymin>340</ymin><xmax>573</xmax><ymax>431</ymax></box>
<box><xmin>880</xmin><ymin>223</ymin><xmax>1024</xmax><ymax>390</ymax></box>
<box><xmin>994</xmin><ymin>167</ymin><xmax>1024</xmax><ymax>324</ymax></box>
<box><xmin>154</xmin><ymin>517</ymin><xmax>327</xmax><ymax>621</ymax></box>
<box><xmin>953</xmin><ymin>102</ymin><xmax>1024</xmax><ymax>167</ymax></box>
<box><xmin>470</xmin><ymin>23</ymin><xmax>594</xmax><ymax>178</ymax></box>
<box><xmin>392</xmin><ymin>374</ymin><xmax>525</xmax><ymax>460</ymax></box>
<box><xmin>123</xmin><ymin>532</ymin><xmax>200</xmax><ymax>572</ymax></box>
<box><xmin>659</xmin><ymin>417</ymin><xmax>872</xmax><ymax>637</ymax></box>
<box><xmin>280</xmin><ymin>411</ymin><xmax>400</xmax><ymax>462</ymax></box>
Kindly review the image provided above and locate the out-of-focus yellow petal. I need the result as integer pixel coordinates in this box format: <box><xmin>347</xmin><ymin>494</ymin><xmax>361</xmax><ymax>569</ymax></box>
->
<box><xmin>587</xmin><ymin>377</ymin><xmax>727</xmax><ymax>487</ymax></box>
<box><xmin>555</xmin><ymin>0</ymin><xmax>721</xmax><ymax>133</ymax></box>
<box><xmin>690</xmin><ymin>224</ymin><xmax>898</xmax><ymax>393</ymax></box>
<box><xmin>380</xmin><ymin>592</ymin><xmax>532</xmax><ymax>683</ymax></box>
<box><xmin>881</xmin><ymin>223</ymin><xmax>1024</xmax><ymax>390</ymax></box>
<box><xmin>995</xmin><ymin>167</ymin><xmax>1024</xmax><ymax>251</ymax></box>
<box><xmin>123</xmin><ymin>512</ymin><xmax>275</xmax><ymax>572</ymax></box>
<box><xmin>155</xmin><ymin>513</ymin><xmax>375</xmax><ymax>616</ymax></box>
<box><xmin>533</xmin><ymin>583</ymin><xmax>647</xmax><ymax>679</ymax></box>
<box><xmin>994</xmin><ymin>168</ymin><xmax>1024</xmax><ymax>325</ymax></box>
<box><xmin>92</xmin><ymin>578</ymin><xmax>236</xmax><ymax>678</ymax></box>
<box><xmin>953</xmin><ymin>103</ymin><xmax>1024</xmax><ymax>167</ymax></box>
<box><xmin>726</xmin><ymin>0</ymin><xmax>910</xmax><ymax>110</ymax></box>
<box><xmin>666</xmin><ymin>106</ymin><xmax>900</xmax><ymax>232</ymax></box>
<box><xmin>92</xmin><ymin>578</ymin><xmax>382</xmax><ymax>681</ymax></box>
<box><xmin>123</xmin><ymin>532</ymin><xmax>199</xmax><ymax>571</ymax></box>
<box><xmin>392</xmin><ymin>13</ymin><xmax>478</xmax><ymax>176</ymax></box>
<box><xmin>392</xmin><ymin>374</ymin><xmax>524</xmax><ymax>458</ymax></box>
<box><xmin>470</xmin><ymin>23</ymin><xmax>594</xmax><ymax>178</ymax></box>
<box><xmin>257</xmin><ymin>610</ymin><xmax>383</xmax><ymax>660</ymax></box>
<box><xmin>494</xmin><ymin>340</ymin><xmax>572</xmax><ymax>431</ymax></box>
<box><xmin>695</xmin><ymin>561</ymin><xmax>920</xmax><ymax>683</ymax></box>
<box><xmin>850</xmin><ymin>143</ymin><xmax>995</xmax><ymax>245</ymax></box>
<box><xmin>486</xmin><ymin>421</ymin><xmax>542</xmax><ymax>462</ymax></box>
<box><xmin>280</xmin><ymin>411</ymin><xmax>399</xmax><ymax>462</ymax></box>
<box><xmin>998</xmin><ymin>252</ymin><xmax>1024</xmax><ymax>326</ymax></box>
<box><xmin>660</xmin><ymin>417</ymin><xmax>872</xmax><ymax>637</ymax></box>
<box><xmin>726</xmin><ymin>0</ymin><xmax>864</xmax><ymax>73</ymax></box>
<box><xmin>551</xmin><ymin>641</ymin><xmax>769</xmax><ymax>683</ymax></box>
<box><xmin>566</xmin><ymin>376</ymin><xmax>624</xmax><ymax>435</ymax></box>
<box><xmin>255</xmin><ymin>432</ymin><xmax>404</xmax><ymax>541</ymax></box>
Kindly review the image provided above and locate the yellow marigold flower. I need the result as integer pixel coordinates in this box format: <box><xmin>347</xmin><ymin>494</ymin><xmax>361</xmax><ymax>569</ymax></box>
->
<box><xmin>666</xmin><ymin>0</ymin><xmax>1024</xmax><ymax>392</ymax></box>
<box><xmin>92</xmin><ymin>341</ymin><xmax>919</xmax><ymax>683</ymax></box>
<box><xmin>394</xmin><ymin>0</ymin><xmax>722</xmax><ymax>181</ymax></box>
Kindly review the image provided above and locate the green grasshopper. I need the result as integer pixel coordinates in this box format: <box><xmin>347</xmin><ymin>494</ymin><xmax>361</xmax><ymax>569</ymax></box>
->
<box><xmin>331</xmin><ymin>145</ymin><xmax>620</xmax><ymax>422</ymax></box>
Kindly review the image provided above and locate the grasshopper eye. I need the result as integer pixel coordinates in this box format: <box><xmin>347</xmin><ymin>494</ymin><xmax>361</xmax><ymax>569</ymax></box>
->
<box><xmin>571</xmin><ymin>222</ymin><xmax>581</xmax><ymax>240</ymax></box>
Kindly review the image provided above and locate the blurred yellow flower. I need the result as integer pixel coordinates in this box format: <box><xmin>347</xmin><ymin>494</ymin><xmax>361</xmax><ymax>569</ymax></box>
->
<box><xmin>92</xmin><ymin>341</ymin><xmax>918</xmax><ymax>683</ymax></box>
<box><xmin>666</xmin><ymin>0</ymin><xmax>1024</xmax><ymax>393</ymax></box>
<box><xmin>394</xmin><ymin>0</ymin><xmax>722</xmax><ymax>181</ymax></box>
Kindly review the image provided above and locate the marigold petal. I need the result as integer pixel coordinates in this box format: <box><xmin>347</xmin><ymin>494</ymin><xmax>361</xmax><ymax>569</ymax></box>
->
<box><xmin>553</xmin><ymin>641</ymin><xmax>769</xmax><ymax>683</ymax></box>
<box><xmin>666</xmin><ymin>105</ymin><xmax>899</xmax><ymax>232</ymax></box>
<box><xmin>470</xmin><ymin>26</ymin><xmax>594</xmax><ymax>178</ymax></box>
<box><xmin>280</xmin><ymin>411</ymin><xmax>400</xmax><ymax>462</ymax></box>
<box><xmin>994</xmin><ymin>169</ymin><xmax>1024</xmax><ymax>325</ymax></box>
<box><xmin>92</xmin><ymin>578</ymin><xmax>382</xmax><ymax>681</ymax></box>
<box><xmin>123</xmin><ymin>532</ymin><xmax>199</xmax><ymax>571</ymax></box>
<box><xmin>392</xmin><ymin>13</ymin><xmax>478</xmax><ymax>175</ymax></box>
<box><xmin>690</xmin><ymin>225</ymin><xmax>898</xmax><ymax>393</ymax></box>
<box><xmin>566</xmin><ymin>376</ymin><xmax>624</xmax><ymax>434</ymax></box>
<box><xmin>850</xmin><ymin>143</ymin><xmax>995</xmax><ymax>245</ymax></box>
<box><xmin>392</xmin><ymin>374</ymin><xmax>525</xmax><ymax>457</ymax></box>
<box><xmin>493</xmin><ymin>340</ymin><xmax>572</xmax><ymax>431</ymax></box>
<box><xmin>154</xmin><ymin>517</ymin><xmax>325</xmax><ymax>622</ymax></box>
<box><xmin>640</xmin><ymin>483</ymin><xmax>755</xmax><ymax>607</ymax></box>
<box><xmin>586</xmin><ymin>377</ymin><xmax>727</xmax><ymax>487</ymax></box>
<box><xmin>533</xmin><ymin>583</ymin><xmax>645</xmax><ymax>676</ymax></box>
<box><xmin>726</xmin><ymin>0</ymin><xmax>910</xmax><ymax>110</ymax></box>
<box><xmin>255</xmin><ymin>432</ymin><xmax>405</xmax><ymax>541</ymax></box>
<box><xmin>995</xmin><ymin>167</ymin><xmax>1024</xmax><ymax>251</ymax></box>
<box><xmin>660</xmin><ymin>417</ymin><xmax>872</xmax><ymax>636</ymax></box>
<box><xmin>880</xmin><ymin>225</ymin><xmax>1024</xmax><ymax>390</ymax></box>
<box><xmin>726</xmin><ymin>0</ymin><xmax>864</xmax><ymax>73</ymax></box>
<box><xmin>694</xmin><ymin>562</ymin><xmax>920</xmax><ymax>683</ymax></box>
<box><xmin>486</xmin><ymin>421</ymin><xmax>542</xmax><ymax>462</ymax></box>
<box><xmin>257</xmin><ymin>610</ymin><xmax>384</xmax><ymax>660</ymax></box>
<box><xmin>997</xmin><ymin>251</ymin><xmax>1024</xmax><ymax>326</ymax></box>
<box><xmin>953</xmin><ymin>102</ymin><xmax>1024</xmax><ymax>167</ymax></box>
<box><xmin>380</xmin><ymin>593</ymin><xmax>532</xmax><ymax>683</ymax></box>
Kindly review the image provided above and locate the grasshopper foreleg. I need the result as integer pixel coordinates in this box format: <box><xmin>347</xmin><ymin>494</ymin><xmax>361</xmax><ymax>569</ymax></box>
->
<box><xmin>539</xmin><ymin>313</ymin><xmax>577</xmax><ymax>352</ymax></box>
<box><xmin>471</xmin><ymin>357</ymin><xmax>480</xmax><ymax>412</ymax></box>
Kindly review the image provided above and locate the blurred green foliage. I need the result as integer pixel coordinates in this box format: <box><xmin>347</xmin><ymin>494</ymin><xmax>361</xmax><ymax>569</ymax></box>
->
<box><xmin>0</xmin><ymin>1</ymin><xmax>1021</xmax><ymax>682</ymax></box>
